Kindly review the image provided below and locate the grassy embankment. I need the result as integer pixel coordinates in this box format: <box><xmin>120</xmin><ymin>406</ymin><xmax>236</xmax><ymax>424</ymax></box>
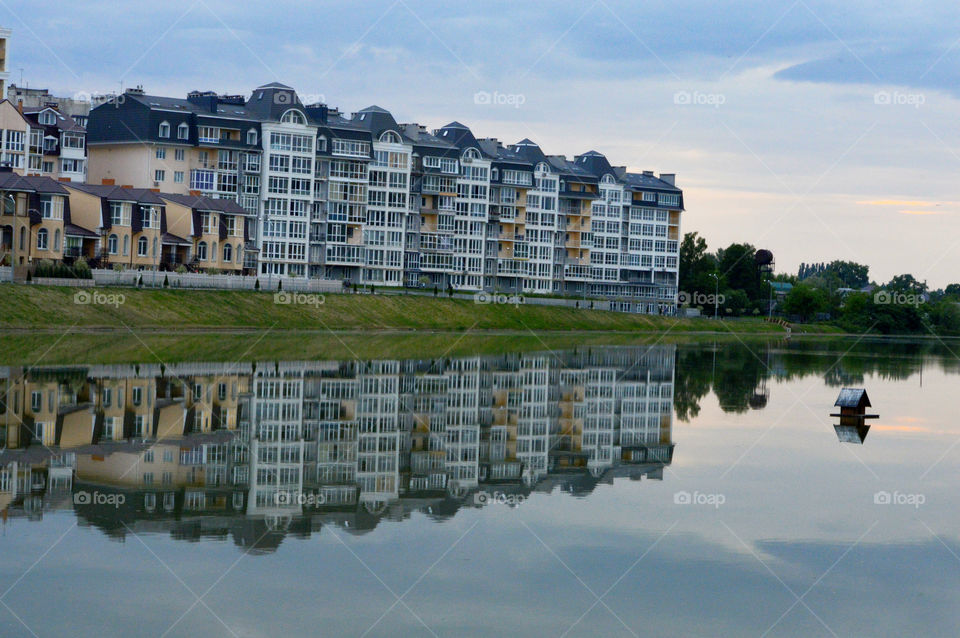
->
<box><xmin>1</xmin><ymin>284</ymin><xmax>790</xmax><ymax>333</ymax></box>
<box><xmin>0</xmin><ymin>283</ymin><xmax>807</xmax><ymax>364</ymax></box>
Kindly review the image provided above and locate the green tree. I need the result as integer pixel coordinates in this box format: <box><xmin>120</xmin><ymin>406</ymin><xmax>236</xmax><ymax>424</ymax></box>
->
<box><xmin>885</xmin><ymin>274</ymin><xmax>927</xmax><ymax>295</ymax></box>
<box><xmin>782</xmin><ymin>284</ymin><xmax>827</xmax><ymax>321</ymax></box>
<box><xmin>679</xmin><ymin>232</ymin><xmax>718</xmax><ymax>296</ymax></box>
<box><xmin>716</xmin><ymin>243</ymin><xmax>761</xmax><ymax>301</ymax></box>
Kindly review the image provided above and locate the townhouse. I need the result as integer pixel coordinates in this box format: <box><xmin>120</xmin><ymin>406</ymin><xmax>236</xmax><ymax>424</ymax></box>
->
<box><xmin>0</xmin><ymin>169</ymin><xmax>71</xmax><ymax>267</ymax></box>
<box><xmin>86</xmin><ymin>84</ymin><xmax>682</xmax><ymax>310</ymax></box>
<box><xmin>0</xmin><ymin>172</ymin><xmax>250</xmax><ymax>271</ymax></box>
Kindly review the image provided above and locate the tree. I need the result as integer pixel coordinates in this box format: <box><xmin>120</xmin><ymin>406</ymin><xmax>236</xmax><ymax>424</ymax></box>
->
<box><xmin>717</xmin><ymin>243</ymin><xmax>761</xmax><ymax>301</ymax></box>
<box><xmin>782</xmin><ymin>284</ymin><xmax>827</xmax><ymax>321</ymax></box>
<box><xmin>723</xmin><ymin>289</ymin><xmax>750</xmax><ymax>316</ymax></box>
<box><xmin>679</xmin><ymin>232</ymin><xmax>719</xmax><ymax>300</ymax></box>
<box><xmin>884</xmin><ymin>274</ymin><xmax>926</xmax><ymax>295</ymax></box>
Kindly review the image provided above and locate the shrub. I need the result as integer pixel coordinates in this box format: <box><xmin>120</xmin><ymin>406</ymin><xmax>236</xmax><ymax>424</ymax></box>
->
<box><xmin>112</xmin><ymin>263</ymin><xmax>125</xmax><ymax>272</ymax></box>
<box><xmin>163</xmin><ymin>274</ymin><xmax>169</xmax><ymax>288</ymax></box>
<box><xmin>254</xmin><ymin>279</ymin><xmax>260</xmax><ymax>290</ymax></box>
<box><xmin>175</xmin><ymin>265</ymin><xmax>187</xmax><ymax>274</ymax></box>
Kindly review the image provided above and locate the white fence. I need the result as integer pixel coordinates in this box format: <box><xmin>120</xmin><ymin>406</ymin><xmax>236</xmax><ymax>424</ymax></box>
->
<box><xmin>0</xmin><ymin>266</ymin><xmax>10</xmax><ymax>282</ymax></box>
<box><xmin>88</xmin><ymin>269</ymin><xmax>343</xmax><ymax>293</ymax></box>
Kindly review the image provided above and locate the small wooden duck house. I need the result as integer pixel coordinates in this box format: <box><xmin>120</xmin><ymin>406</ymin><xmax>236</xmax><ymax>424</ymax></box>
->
<box><xmin>831</xmin><ymin>388</ymin><xmax>878</xmax><ymax>444</ymax></box>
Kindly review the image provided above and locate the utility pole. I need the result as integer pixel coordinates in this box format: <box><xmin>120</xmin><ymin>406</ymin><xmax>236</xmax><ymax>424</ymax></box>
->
<box><xmin>708</xmin><ymin>272</ymin><xmax>719</xmax><ymax>319</ymax></box>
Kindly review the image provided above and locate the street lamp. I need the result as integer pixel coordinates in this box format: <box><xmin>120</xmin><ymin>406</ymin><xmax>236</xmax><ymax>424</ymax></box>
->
<box><xmin>708</xmin><ymin>272</ymin><xmax>719</xmax><ymax>319</ymax></box>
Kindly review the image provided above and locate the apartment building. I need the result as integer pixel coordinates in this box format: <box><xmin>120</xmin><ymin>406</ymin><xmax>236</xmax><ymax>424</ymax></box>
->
<box><xmin>7</xmin><ymin>84</ymin><xmax>93</xmax><ymax>127</ymax></box>
<box><xmin>21</xmin><ymin>105</ymin><xmax>87</xmax><ymax>181</ymax></box>
<box><xmin>0</xmin><ymin>99</ymin><xmax>32</xmax><ymax>172</ymax></box>
<box><xmin>0</xmin><ymin>28</ymin><xmax>9</xmax><ymax>98</ymax></box>
<box><xmin>86</xmin><ymin>84</ymin><xmax>682</xmax><ymax>309</ymax></box>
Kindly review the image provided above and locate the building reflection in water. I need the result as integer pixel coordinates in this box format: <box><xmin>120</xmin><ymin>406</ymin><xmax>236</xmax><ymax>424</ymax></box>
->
<box><xmin>0</xmin><ymin>347</ymin><xmax>675</xmax><ymax>552</ymax></box>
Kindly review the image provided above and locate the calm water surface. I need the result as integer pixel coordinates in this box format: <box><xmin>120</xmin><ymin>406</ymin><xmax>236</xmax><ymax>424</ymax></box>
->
<box><xmin>0</xmin><ymin>338</ymin><xmax>958</xmax><ymax>637</ymax></box>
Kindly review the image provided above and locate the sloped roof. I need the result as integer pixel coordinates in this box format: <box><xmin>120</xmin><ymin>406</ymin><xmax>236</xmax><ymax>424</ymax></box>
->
<box><xmin>66</xmin><ymin>183</ymin><xmax>166</xmax><ymax>204</ymax></box>
<box><xmin>158</xmin><ymin>193</ymin><xmax>248</xmax><ymax>215</ymax></box>
<box><xmin>835</xmin><ymin>388</ymin><xmax>870</xmax><ymax>408</ymax></box>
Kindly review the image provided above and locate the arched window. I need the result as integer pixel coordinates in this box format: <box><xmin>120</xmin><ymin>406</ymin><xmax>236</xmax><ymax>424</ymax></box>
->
<box><xmin>37</xmin><ymin>228</ymin><xmax>48</xmax><ymax>250</ymax></box>
<box><xmin>177</xmin><ymin>122</ymin><xmax>189</xmax><ymax>140</ymax></box>
<box><xmin>53</xmin><ymin>229</ymin><xmax>60</xmax><ymax>252</ymax></box>
<box><xmin>122</xmin><ymin>235</ymin><xmax>130</xmax><ymax>256</ymax></box>
<box><xmin>137</xmin><ymin>236</ymin><xmax>148</xmax><ymax>257</ymax></box>
<box><xmin>379</xmin><ymin>131</ymin><xmax>401</xmax><ymax>144</ymax></box>
<box><xmin>197</xmin><ymin>241</ymin><xmax>208</xmax><ymax>261</ymax></box>
<box><xmin>462</xmin><ymin>147</ymin><xmax>481</xmax><ymax>161</ymax></box>
<box><xmin>536</xmin><ymin>162</ymin><xmax>550</xmax><ymax>173</ymax></box>
<box><xmin>223</xmin><ymin>243</ymin><xmax>233</xmax><ymax>263</ymax></box>
<box><xmin>158</xmin><ymin>121</ymin><xmax>170</xmax><ymax>138</ymax></box>
<box><xmin>246</xmin><ymin>128</ymin><xmax>258</xmax><ymax>145</ymax></box>
<box><xmin>108</xmin><ymin>234</ymin><xmax>119</xmax><ymax>254</ymax></box>
<box><xmin>601</xmin><ymin>174</ymin><xmax>616</xmax><ymax>184</ymax></box>
<box><xmin>280</xmin><ymin>109</ymin><xmax>305</xmax><ymax>125</ymax></box>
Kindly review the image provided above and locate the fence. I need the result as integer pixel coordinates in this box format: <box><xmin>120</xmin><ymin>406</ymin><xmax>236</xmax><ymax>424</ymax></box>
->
<box><xmin>87</xmin><ymin>269</ymin><xmax>343</xmax><ymax>293</ymax></box>
<box><xmin>8</xmin><ymin>268</ymin><xmax>682</xmax><ymax>316</ymax></box>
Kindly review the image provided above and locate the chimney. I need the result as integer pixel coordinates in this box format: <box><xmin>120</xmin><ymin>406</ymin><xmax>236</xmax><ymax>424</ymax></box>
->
<box><xmin>101</xmin><ymin>178</ymin><xmax>115</xmax><ymax>185</ymax></box>
<box><xmin>121</xmin><ymin>184</ymin><xmax>133</xmax><ymax>189</ymax></box>
<box><xmin>188</xmin><ymin>190</ymin><xmax>202</xmax><ymax>196</ymax></box>
<box><xmin>659</xmin><ymin>173</ymin><xmax>676</xmax><ymax>186</ymax></box>
<box><xmin>642</xmin><ymin>170</ymin><xmax>654</xmax><ymax>176</ymax></box>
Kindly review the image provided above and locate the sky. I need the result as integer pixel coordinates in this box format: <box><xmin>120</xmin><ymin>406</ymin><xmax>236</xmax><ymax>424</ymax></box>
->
<box><xmin>4</xmin><ymin>0</ymin><xmax>960</xmax><ymax>287</ymax></box>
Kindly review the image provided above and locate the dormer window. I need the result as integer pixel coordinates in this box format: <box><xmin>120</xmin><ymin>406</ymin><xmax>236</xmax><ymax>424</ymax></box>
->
<box><xmin>159</xmin><ymin>121</ymin><xmax>170</xmax><ymax>138</ymax></box>
<box><xmin>39</xmin><ymin>111</ymin><xmax>56</xmax><ymax>126</ymax></box>
<box><xmin>177</xmin><ymin>122</ymin><xmax>189</xmax><ymax>140</ymax></box>
<box><xmin>280</xmin><ymin>109</ymin><xmax>306</xmax><ymax>125</ymax></box>
<box><xmin>379</xmin><ymin>131</ymin><xmax>401</xmax><ymax>144</ymax></box>
<box><xmin>246</xmin><ymin>128</ymin><xmax>258</xmax><ymax>145</ymax></box>
<box><xmin>317</xmin><ymin>135</ymin><xmax>327</xmax><ymax>152</ymax></box>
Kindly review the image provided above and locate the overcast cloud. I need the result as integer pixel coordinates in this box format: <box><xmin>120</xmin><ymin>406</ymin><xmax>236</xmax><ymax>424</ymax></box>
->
<box><xmin>5</xmin><ymin>0</ymin><xmax>959</xmax><ymax>286</ymax></box>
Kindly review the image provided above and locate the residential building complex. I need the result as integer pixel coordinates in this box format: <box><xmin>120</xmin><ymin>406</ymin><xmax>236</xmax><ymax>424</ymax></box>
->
<box><xmin>0</xmin><ymin>347</ymin><xmax>675</xmax><ymax>536</ymax></box>
<box><xmin>85</xmin><ymin>83</ymin><xmax>682</xmax><ymax>309</ymax></box>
